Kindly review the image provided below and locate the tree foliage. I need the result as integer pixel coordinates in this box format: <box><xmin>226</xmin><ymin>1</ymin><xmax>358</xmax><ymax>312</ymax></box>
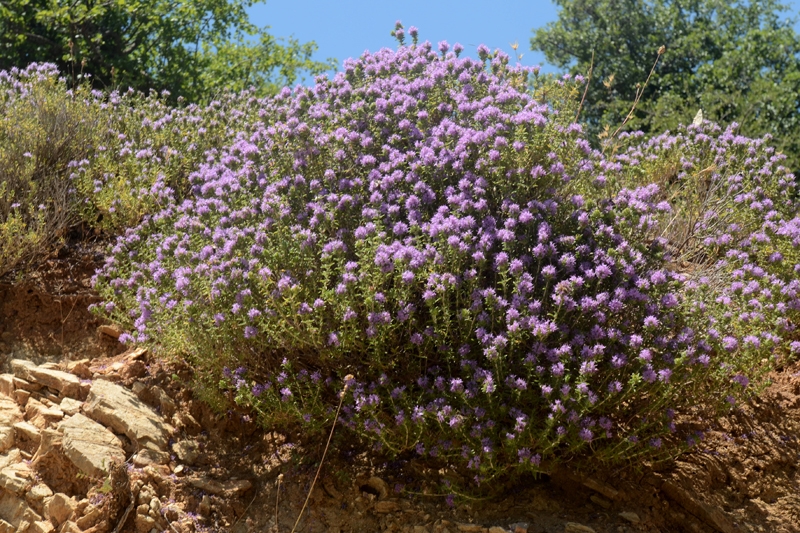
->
<box><xmin>531</xmin><ymin>0</ymin><xmax>800</xmax><ymax>169</ymax></box>
<box><xmin>0</xmin><ymin>0</ymin><xmax>334</xmax><ymax>102</ymax></box>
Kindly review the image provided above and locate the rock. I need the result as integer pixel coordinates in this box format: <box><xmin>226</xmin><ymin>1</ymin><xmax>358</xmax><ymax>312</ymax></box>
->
<box><xmin>24</xmin><ymin>400</ymin><xmax>64</xmax><ymax>429</ymax></box>
<box><xmin>456</xmin><ymin>524</ymin><xmax>484</xmax><ymax>533</ymax></box>
<box><xmin>197</xmin><ymin>495</ymin><xmax>211</xmax><ymax>517</ymax></box>
<box><xmin>14</xmin><ymin>421</ymin><xmax>42</xmax><ymax>446</ymax></box>
<box><xmin>46</xmin><ymin>493</ymin><xmax>76</xmax><ymax>525</ymax></box>
<box><xmin>619</xmin><ymin>512</ymin><xmax>640</xmax><ymax>523</ymax></box>
<box><xmin>589</xmin><ymin>495</ymin><xmax>611</xmax><ymax>509</ymax></box>
<box><xmin>582</xmin><ymin>476</ymin><xmax>619</xmax><ymax>501</ymax></box>
<box><xmin>59</xmin><ymin>413</ymin><xmax>125</xmax><ymax>478</ymax></box>
<box><xmin>13</xmin><ymin>390</ymin><xmax>30</xmax><ymax>405</ymax></box>
<box><xmin>172</xmin><ymin>412</ymin><xmax>201</xmax><ymax>436</ymax></box>
<box><xmin>26</xmin><ymin>483</ymin><xmax>52</xmax><ymax>504</ymax></box>
<box><xmin>374</xmin><ymin>500</ymin><xmax>399</xmax><ymax>513</ymax></box>
<box><xmin>24</xmin><ymin>364</ymin><xmax>81</xmax><ymax>399</ymax></box>
<box><xmin>75</xmin><ymin>504</ymin><xmax>102</xmax><ymax>530</ymax></box>
<box><xmin>150</xmin><ymin>386</ymin><xmax>176</xmax><ymax>418</ymax></box>
<box><xmin>488</xmin><ymin>527</ymin><xmax>508</xmax><ymax>533</ymax></box>
<box><xmin>12</xmin><ymin>377</ymin><xmax>41</xmax><ymax>393</ymax></box>
<box><xmin>564</xmin><ymin>524</ymin><xmax>596</xmax><ymax>533</ymax></box>
<box><xmin>0</xmin><ymin>375</ymin><xmax>14</xmax><ymax>398</ymax></box>
<box><xmin>98</xmin><ymin>325</ymin><xmax>123</xmax><ymax>339</ymax></box>
<box><xmin>0</xmin><ymin>492</ymin><xmax>41</xmax><ymax>533</ymax></box>
<box><xmin>0</xmin><ymin>519</ymin><xmax>12</xmax><ymax>533</ymax></box>
<box><xmin>172</xmin><ymin>440</ymin><xmax>199</xmax><ymax>465</ymax></box>
<box><xmin>59</xmin><ymin>521</ymin><xmax>82</xmax><ymax>533</ymax></box>
<box><xmin>0</xmin><ymin>428</ymin><xmax>13</xmax><ymax>454</ymax></box>
<box><xmin>187</xmin><ymin>476</ymin><xmax>251</xmax><ymax>495</ymax></box>
<box><xmin>0</xmin><ymin>460</ymin><xmax>33</xmax><ymax>495</ymax></box>
<box><xmin>58</xmin><ymin>398</ymin><xmax>82</xmax><ymax>416</ymax></box>
<box><xmin>662</xmin><ymin>481</ymin><xmax>735</xmax><ymax>533</ymax></box>
<box><xmin>66</xmin><ymin>361</ymin><xmax>91</xmax><ymax>380</ymax></box>
<box><xmin>120</xmin><ymin>360</ymin><xmax>147</xmax><ymax>381</ymax></box>
<box><xmin>29</xmin><ymin>520</ymin><xmax>54</xmax><ymax>533</ymax></box>
<box><xmin>366</xmin><ymin>476</ymin><xmax>389</xmax><ymax>499</ymax></box>
<box><xmin>134</xmin><ymin>514</ymin><xmax>156</xmax><ymax>533</ymax></box>
<box><xmin>413</xmin><ymin>527</ymin><xmax>429</xmax><ymax>533</ymax></box>
<box><xmin>132</xmin><ymin>448</ymin><xmax>170</xmax><ymax>467</ymax></box>
<box><xmin>83</xmin><ymin>380</ymin><xmax>171</xmax><ymax>451</ymax></box>
<box><xmin>510</xmin><ymin>523</ymin><xmax>529</xmax><ymax>533</ymax></box>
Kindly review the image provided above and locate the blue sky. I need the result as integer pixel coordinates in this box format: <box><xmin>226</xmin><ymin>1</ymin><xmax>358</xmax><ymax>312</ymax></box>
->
<box><xmin>249</xmin><ymin>0</ymin><xmax>800</xmax><ymax>78</ymax></box>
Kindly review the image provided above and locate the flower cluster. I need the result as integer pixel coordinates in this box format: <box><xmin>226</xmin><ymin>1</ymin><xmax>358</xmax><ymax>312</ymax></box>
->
<box><xmin>93</xmin><ymin>32</ymin><xmax>791</xmax><ymax>482</ymax></box>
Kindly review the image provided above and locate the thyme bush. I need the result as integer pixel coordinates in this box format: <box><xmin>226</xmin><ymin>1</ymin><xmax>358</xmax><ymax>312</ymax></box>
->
<box><xmin>93</xmin><ymin>30</ymin><xmax>797</xmax><ymax>484</ymax></box>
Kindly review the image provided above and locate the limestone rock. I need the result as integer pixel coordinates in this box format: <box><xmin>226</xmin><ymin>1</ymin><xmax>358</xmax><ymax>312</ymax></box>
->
<box><xmin>46</xmin><ymin>493</ymin><xmax>76</xmax><ymax>525</ymax></box>
<box><xmin>564</xmin><ymin>524</ymin><xmax>596</xmax><ymax>533</ymax></box>
<box><xmin>83</xmin><ymin>380</ymin><xmax>171</xmax><ymax>451</ymax></box>
<box><xmin>97</xmin><ymin>325</ymin><xmax>122</xmax><ymax>339</ymax></box>
<box><xmin>187</xmin><ymin>476</ymin><xmax>252</xmax><ymax>495</ymax></box>
<box><xmin>172</xmin><ymin>440</ymin><xmax>199</xmax><ymax>465</ymax></box>
<box><xmin>10</xmin><ymin>360</ymin><xmax>81</xmax><ymax>400</ymax></box>
<box><xmin>14</xmin><ymin>422</ymin><xmax>41</xmax><ymax>447</ymax></box>
<box><xmin>619</xmin><ymin>512</ymin><xmax>641</xmax><ymax>523</ymax></box>
<box><xmin>59</xmin><ymin>414</ymin><xmax>125</xmax><ymax>478</ymax></box>
<box><xmin>58</xmin><ymin>398</ymin><xmax>82</xmax><ymax>417</ymax></box>
<box><xmin>0</xmin><ymin>376</ymin><xmax>14</xmax><ymax>398</ymax></box>
<box><xmin>0</xmin><ymin>460</ymin><xmax>33</xmax><ymax>495</ymax></box>
<box><xmin>132</xmin><ymin>448</ymin><xmax>170</xmax><ymax>467</ymax></box>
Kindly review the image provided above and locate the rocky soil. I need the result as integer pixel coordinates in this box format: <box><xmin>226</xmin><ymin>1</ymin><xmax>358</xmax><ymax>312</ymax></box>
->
<box><xmin>0</xmin><ymin>250</ymin><xmax>798</xmax><ymax>533</ymax></box>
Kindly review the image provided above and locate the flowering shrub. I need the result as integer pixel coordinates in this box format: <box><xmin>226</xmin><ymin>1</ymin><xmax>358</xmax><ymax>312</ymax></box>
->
<box><xmin>0</xmin><ymin>62</ymin><xmax>266</xmax><ymax>278</ymax></box>
<box><xmin>93</xmin><ymin>30</ymin><xmax>793</xmax><ymax>484</ymax></box>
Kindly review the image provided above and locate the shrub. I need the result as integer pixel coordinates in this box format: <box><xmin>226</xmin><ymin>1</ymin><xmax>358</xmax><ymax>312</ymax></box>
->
<box><xmin>0</xmin><ymin>64</ymin><xmax>101</xmax><ymax>277</ymax></box>
<box><xmin>0</xmin><ymin>62</ymin><xmax>268</xmax><ymax>279</ymax></box>
<box><xmin>93</xmin><ymin>31</ymin><xmax>788</xmax><ymax>486</ymax></box>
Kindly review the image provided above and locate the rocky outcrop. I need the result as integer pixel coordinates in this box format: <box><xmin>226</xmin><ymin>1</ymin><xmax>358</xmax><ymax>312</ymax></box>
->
<box><xmin>83</xmin><ymin>380</ymin><xmax>171</xmax><ymax>453</ymax></box>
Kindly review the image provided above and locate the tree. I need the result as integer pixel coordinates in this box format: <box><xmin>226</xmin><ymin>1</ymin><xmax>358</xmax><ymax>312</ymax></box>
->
<box><xmin>531</xmin><ymin>0</ymin><xmax>800</xmax><ymax>169</ymax></box>
<box><xmin>0</xmin><ymin>0</ymin><xmax>334</xmax><ymax>102</ymax></box>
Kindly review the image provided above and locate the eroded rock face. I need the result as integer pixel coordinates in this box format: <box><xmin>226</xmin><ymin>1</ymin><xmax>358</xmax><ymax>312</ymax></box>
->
<box><xmin>59</xmin><ymin>414</ymin><xmax>126</xmax><ymax>479</ymax></box>
<box><xmin>0</xmin><ymin>397</ymin><xmax>22</xmax><ymax>453</ymax></box>
<box><xmin>83</xmin><ymin>379</ymin><xmax>171</xmax><ymax>452</ymax></box>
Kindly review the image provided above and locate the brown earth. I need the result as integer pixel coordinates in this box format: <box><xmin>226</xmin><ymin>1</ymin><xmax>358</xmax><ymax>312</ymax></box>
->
<box><xmin>0</xmin><ymin>247</ymin><xmax>798</xmax><ymax>533</ymax></box>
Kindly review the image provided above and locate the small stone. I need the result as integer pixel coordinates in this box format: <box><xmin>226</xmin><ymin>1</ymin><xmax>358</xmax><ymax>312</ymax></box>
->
<box><xmin>456</xmin><ymin>524</ymin><xmax>484</xmax><ymax>533</ymax></box>
<box><xmin>590</xmin><ymin>495</ymin><xmax>612</xmax><ymax>509</ymax></box>
<box><xmin>133</xmin><ymin>448</ymin><xmax>170</xmax><ymax>467</ymax></box>
<box><xmin>46</xmin><ymin>493</ymin><xmax>76</xmax><ymax>525</ymax></box>
<box><xmin>136</xmin><ymin>504</ymin><xmax>150</xmax><ymax>515</ymax></box>
<box><xmin>413</xmin><ymin>527</ymin><xmax>429</xmax><ymax>533</ymax></box>
<box><xmin>172</xmin><ymin>464</ymin><xmax>185</xmax><ymax>475</ymax></box>
<box><xmin>366</xmin><ymin>476</ymin><xmax>389</xmax><ymax>499</ymax></box>
<box><xmin>29</xmin><ymin>521</ymin><xmax>54</xmax><ymax>533</ymax></box>
<box><xmin>564</xmin><ymin>524</ymin><xmax>596</xmax><ymax>533</ymax></box>
<box><xmin>198</xmin><ymin>495</ymin><xmax>211</xmax><ymax>517</ymax></box>
<box><xmin>14</xmin><ymin>421</ymin><xmax>42</xmax><ymax>446</ymax></box>
<box><xmin>59</xmin><ymin>522</ymin><xmax>81</xmax><ymax>533</ymax></box>
<box><xmin>14</xmin><ymin>390</ymin><xmax>30</xmax><ymax>405</ymax></box>
<box><xmin>0</xmin><ymin>519</ymin><xmax>12</xmax><ymax>533</ymax></box>
<box><xmin>374</xmin><ymin>500</ymin><xmax>399</xmax><ymax>513</ymax></box>
<box><xmin>149</xmin><ymin>498</ymin><xmax>161</xmax><ymax>513</ymax></box>
<box><xmin>26</xmin><ymin>483</ymin><xmax>52</xmax><ymax>503</ymax></box>
<box><xmin>59</xmin><ymin>398</ymin><xmax>82</xmax><ymax>416</ymax></box>
<box><xmin>134</xmin><ymin>513</ymin><xmax>157</xmax><ymax>533</ymax></box>
<box><xmin>488</xmin><ymin>527</ymin><xmax>508</xmax><ymax>533</ymax></box>
<box><xmin>98</xmin><ymin>325</ymin><xmax>123</xmax><ymax>339</ymax></box>
<box><xmin>66</xmin><ymin>361</ymin><xmax>91</xmax><ymax>380</ymax></box>
<box><xmin>582</xmin><ymin>477</ymin><xmax>619</xmax><ymax>501</ymax></box>
<box><xmin>618</xmin><ymin>512</ymin><xmax>640</xmax><ymax>524</ymax></box>
<box><xmin>172</xmin><ymin>412</ymin><xmax>201</xmax><ymax>436</ymax></box>
<box><xmin>172</xmin><ymin>440</ymin><xmax>199</xmax><ymax>465</ymax></box>
<box><xmin>509</xmin><ymin>523</ymin><xmax>529</xmax><ymax>533</ymax></box>
<box><xmin>75</xmin><ymin>504</ymin><xmax>101</xmax><ymax>530</ymax></box>
<box><xmin>0</xmin><ymin>375</ymin><xmax>14</xmax><ymax>398</ymax></box>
